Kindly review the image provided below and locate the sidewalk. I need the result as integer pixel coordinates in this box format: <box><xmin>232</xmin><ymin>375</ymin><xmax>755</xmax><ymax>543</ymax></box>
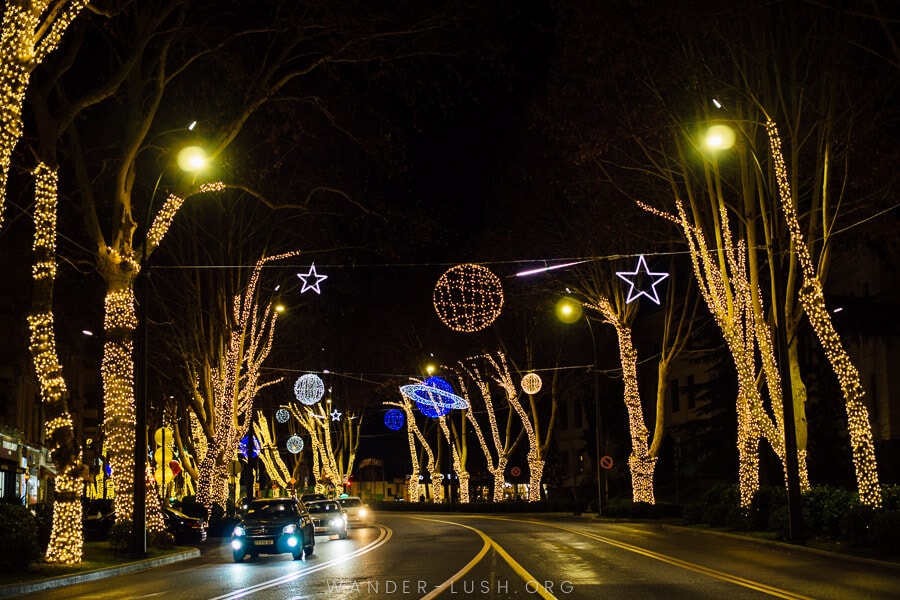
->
<box><xmin>0</xmin><ymin>548</ymin><xmax>200</xmax><ymax>599</ymax></box>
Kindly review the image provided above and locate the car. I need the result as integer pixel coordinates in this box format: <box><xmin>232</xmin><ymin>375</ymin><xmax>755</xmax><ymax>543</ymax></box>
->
<box><xmin>305</xmin><ymin>499</ymin><xmax>349</xmax><ymax>539</ymax></box>
<box><xmin>83</xmin><ymin>501</ymin><xmax>115</xmax><ymax>542</ymax></box>
<box><xmin>163</xmin><ymin>507</ymin><xmax>207</xmax><ymax>544</ymax></box>
<box><xmin>300</xmin><ymin>493</ymin><xmax>327</xmax><ymax>504</ymax></box>
<box><xmin>336</xmin><ymin>496</ymin><xmax>374</xmax><ymax>528</ymax></box>
<box><xmin>230</xmin><ymin>497</ymin><xmax>315</xmax><ymax>562</ymax></box>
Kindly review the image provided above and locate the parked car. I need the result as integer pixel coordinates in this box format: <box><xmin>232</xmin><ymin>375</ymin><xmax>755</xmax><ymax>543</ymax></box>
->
<box><xmin>305</xmin><ymin>499</ymin><xmax>349</xmax><ymax>539</ymax></box>
<box><xmin>163</xmin><ymin>508</ymin><xmax>207</xmax><ymax>544</ymax></box>
<box><xmin>230</xmin><ymin>497</ymin><xmax>315</xmax><ymax>562</ymax></box>
<box><xmin>336</xmin><ymin>496</ymin><xmax>374</xmax><ymax>528</ymax></box>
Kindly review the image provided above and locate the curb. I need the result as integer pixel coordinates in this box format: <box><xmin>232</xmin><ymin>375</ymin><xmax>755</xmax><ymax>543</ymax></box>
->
<box><xmin>0</xmin><ymin>548</ymin><xmax>200</xmax><ymax>598</ymax></box>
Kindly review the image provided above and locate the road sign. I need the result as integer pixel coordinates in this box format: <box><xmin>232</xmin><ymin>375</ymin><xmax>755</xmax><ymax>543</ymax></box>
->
<box><xmin>228</xmin><ymin>460</ymin><xmax>242</xmax><ymax>476</ymax></box>
<box><xmin>510</xmin><ymin>466</ymin><xmax>521</xmax><ymax>477</ymax></box>
<box><xmin>600</xmin><ymin>456</ymin><xmax>614</xmax><ymax>470</ymax></box>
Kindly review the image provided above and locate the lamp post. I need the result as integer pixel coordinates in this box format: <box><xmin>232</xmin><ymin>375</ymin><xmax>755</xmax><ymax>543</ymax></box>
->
<box><xmin>556</xmin><ymin>298</ymin><xmax>604</xmax><ymax>515</ymax></box>
<box><xmin>132</xmin><ymin>146</ymin><xmax>209</xmax><ymax>557</ymax></box>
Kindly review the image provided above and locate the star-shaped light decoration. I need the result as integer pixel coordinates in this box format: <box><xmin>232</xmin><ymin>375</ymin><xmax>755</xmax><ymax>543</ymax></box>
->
<box><xmin>330</xmin><ymin>408</ymin><xmax>342</xmax><ymax>421</ymax></box>
<box><xmin>297</xmin><ymin>263</ymin><xmax>328</xmax><ymax>294</ymax></box>
<box><xmin>615</xmin><ymin>255</ymin><xmax>670</xmax><ymax>305</ymax></box>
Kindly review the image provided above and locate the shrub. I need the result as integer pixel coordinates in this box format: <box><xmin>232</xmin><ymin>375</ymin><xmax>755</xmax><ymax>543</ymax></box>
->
<box><xmin>749</xmin><ymin>487</ymin><xmax>786</xmax><ymax>531</ymax></box>
<box><xmin>768</xmin><ymin>506</ymin><xmax>791</xmax><ymax>541</ymax></box>
<box><xmin>149</xmin><ymin>529</ymin><xmax>175</xmax><ymax>550</ymax></box>
<box><xmin>703</xmin><ymin>482</ymin><xmax>740</xmax><ymax>508</ymax></box>
<box><xmin>108</xmin><ymin>519</ymin><xmax>133</xmax><ymax>554</ymax></box>
<box><xmin>31</xmin><ymin>503</ymin><xmax>54</xmax><ymax>552</ymax></box>
<box><xmin>869</xmin><ymin>511</ymin><xmax>900</xmax><ymax>553</ymax></box>
<box><xmin>682</xmin><ymin>503</ymin><xmax>704</xmax><ymax>524</ymax></box>
<box><xmin>840</xmin><ymin>504</ymin><xmax>876</xmax><ymax>546</ymax></box>
<box><xmin>0</xmin><ymin>503</ymin><xmax>43</xmax><ymax>571</ymax></box>
<box><xmin>803</xmin><ymin>485</ymin><xmax>855</xmax><ymax>538</ymax></box>
<box><xmin>880</xmin><ymin>484</ymin><xmax>900</xmax><ymax>511</ymax></box>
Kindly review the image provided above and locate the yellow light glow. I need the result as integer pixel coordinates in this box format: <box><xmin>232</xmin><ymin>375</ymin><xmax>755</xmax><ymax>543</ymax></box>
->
<box><xmin>556</xmin><ymin>298</ymin><xmax>583</xmax><ymax>323</ymax></box>
<box><xmin>705</xmin><ymin>124</ymin><xmax>736</xmax><ymax>150</ymax></box>
<box><xmin>176</xmin><ymin>146</ymin><xmax>208</xmax><ymax>172</ymax></box>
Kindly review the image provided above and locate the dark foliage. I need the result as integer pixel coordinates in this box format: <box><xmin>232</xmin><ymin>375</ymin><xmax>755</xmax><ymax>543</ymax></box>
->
<box><xmin>0</xmin><ymin>504</ymin><xmax>43</xmax><ymax>571</ymax></box>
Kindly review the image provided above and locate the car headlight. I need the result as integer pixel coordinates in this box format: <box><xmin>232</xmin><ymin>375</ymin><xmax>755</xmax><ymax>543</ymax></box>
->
<box><xmin>282</xmin><ymin>524</ymin><xmax>297</xmax><ymax>534</ymax></box>
<box><xmin>330</xmin><ymin>517</ymin><xmax>343</xmax><ymax>527</ymax></box>
<box><xmin>233</xmin><ymin>526</ymin><xmax>245</xmax><ymax>537</ymax></box>
<box><xmin>358</xmin><ymin>508</ymin><xmax>368</xmax><ymax>517</ymax></box>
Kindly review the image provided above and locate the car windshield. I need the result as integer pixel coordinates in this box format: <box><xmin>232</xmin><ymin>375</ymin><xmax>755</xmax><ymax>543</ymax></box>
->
<box><xmin>307</xmin><ymin>502</ymin><xmax>340</xmax><ymax>514</ymax></box>
<box><xmin>339</xmin><ymin>498</ymin><xmax>362</xmax><ymax>508</ymax></box>
<box><xmin>166</xmin><ymin>508</ymin><xmax>192</xmax><ymax>519</ymax></box>
<box><xmin>246</xmin><ymin>501</ymin><xmax>295</xmax><ymax>516</ymax></box>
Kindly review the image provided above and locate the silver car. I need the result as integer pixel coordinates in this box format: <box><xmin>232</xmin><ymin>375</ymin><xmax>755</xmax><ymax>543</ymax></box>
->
<box><xmin>337</xmin><ymin>496</ymin><xmax>374</xmax><ymax>528</ymax></box>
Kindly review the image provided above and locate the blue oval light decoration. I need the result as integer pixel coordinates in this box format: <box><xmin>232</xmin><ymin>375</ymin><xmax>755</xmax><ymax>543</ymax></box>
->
<box><xmin>384</xmin><ymin>409</ymin><xmax>405</xmax><ymax>431</ymax></box>
<box><xmin>239</xmin><ymin>435</ymin><xmax>260</xmax><ymax>459</ymax></box>
<box><xmin>400</xmin><ymin>378</ymin><xmax>468</xmax><ymax>419</ymax></box>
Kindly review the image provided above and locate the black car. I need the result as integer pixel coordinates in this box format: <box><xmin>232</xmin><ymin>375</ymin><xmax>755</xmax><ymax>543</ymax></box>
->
<box><xmin>163</xmin><ymin>508</ymin><xmax>207</xmax><ymax>544</ymax></box>
<box><xmin>231</xmin><ymin>498</ymin><xmax>315</xmax><ymax>562</ymax></box>
<box><xmin>305</xmin><ymin>500</ymin><xmax>349</xmax><ymax>539</ymax></box>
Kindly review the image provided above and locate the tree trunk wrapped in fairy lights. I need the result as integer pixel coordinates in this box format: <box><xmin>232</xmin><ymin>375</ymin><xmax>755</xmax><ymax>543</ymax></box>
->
<box><xmin>288</xmin><ymin>402</ymin><xmax>361</xmax><ymax>495</ymax></box>
<box><xmin>766</xmin><ymin>121</ymin><xmax>881</xmax><ymax>507</ymax></box>
<box><xmin>26</xmin><ymin>163</ymin><xmax>83</xmax><ymax>564</ymax></box>
<box><xmin>581</xmin><ymin>297</ymin><xmax>657</xmax><ymax>504</ymax></box>
<box><xmin>457</xmin><ymin>359</ymin><xmax>522</xmax><ymax>503</ymax></box>
<box><xmin>437</xmin><ymin>413</ymin><xmax>469</xmax><ymax>504</ymax></box>
<box><xmin>641</xmin><ymin>199</ymin><xmax>805</xmax><ymax>508</ymax></box>
<box><xmin>0</xmin><ymin>0</ymin><xmax>87</xmax><ymax>227</ymax></box>
<box><xmin>385</xmin><ymin>395</ymin><xmax>440</xmax><ymax>502</ymax></box>
<box><xmin>194</xmin><ymin>252</ymin><xmax>293</xmax><ymax>511</ymax></box>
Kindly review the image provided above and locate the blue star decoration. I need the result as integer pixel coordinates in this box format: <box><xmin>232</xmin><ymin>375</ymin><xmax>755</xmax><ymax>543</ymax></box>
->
<box><xmin>615</xmin><ymin>255</ymin><xmax>670</xmax><ymax>305</ymax></box>
<box><xmin>297</xmin><ymin>263</ymin><xmax>328</xmax><ymax>294</ymax></box>
<box><xmin>330</xmin><ymin>408</ymin><xmax>342</xmax><ymax>421</ymax></box>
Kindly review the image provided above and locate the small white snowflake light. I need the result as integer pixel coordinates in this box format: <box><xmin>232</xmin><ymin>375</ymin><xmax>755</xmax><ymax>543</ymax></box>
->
<box><xmin>275</xmin><ymin>408</ymin><xmax>290</xmax><ymax>423</ymax></box>
<box><xmin>286</xmin><ymin>435</ymin><xmax>304</xmax><ymax>454</ymax></box>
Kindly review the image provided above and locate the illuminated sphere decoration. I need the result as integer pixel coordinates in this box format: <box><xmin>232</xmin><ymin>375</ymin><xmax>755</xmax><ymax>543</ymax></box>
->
<box><xmin>286</xmin><ymin>435</ymin><xmax>304</xmax><ymax>454</ymax></box>
<box><xmin>521</xmin><ymin>372</ymin><xmax>542</xmax><ymax>395</ymax></box>
<box><xmin>294</xmin><ymin>373</ymin><xmax>325</xmax><ymax>405</ymax></box>
<box><xmin>384</xmin><ymin>409</ymin><xmax>405</xmax><ymax>431</ymax></box>
<box><xmin>401</xmin><ymin>381</ymin><xmax>469</xmax><ymax>419</ymax></box>
<box><xmin>275</xmin><ymin>408</ymin><xmax>290</xmax><ymax>423</ymax></box>
<box><xmin>433</xmin><ymin>264</ymin><xmax>504</xmax><ymax>333</ymax></box>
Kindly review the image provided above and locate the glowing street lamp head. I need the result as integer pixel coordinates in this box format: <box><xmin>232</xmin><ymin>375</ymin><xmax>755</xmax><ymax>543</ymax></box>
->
<box><xmin>425</xmin><ymin>364</ymin><xmax>436</xmax><ymax>375</ymax></box>
<box><xmin>705</xmin><ymin>124</ymin><xmax>736</xmax><ymax>150</ymax></box>
<box><xmin>556</xmin><ymin>298</ymin><xmax>583</xmax><ymax>323</ymax></box>
<box><xmin>177</xmin><ymin>146</ymin><xmax>209</xmax><ymax>172</ymax></box>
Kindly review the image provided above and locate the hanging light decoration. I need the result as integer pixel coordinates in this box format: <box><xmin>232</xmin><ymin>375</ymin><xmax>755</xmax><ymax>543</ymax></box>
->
<box><xmin>286</xmin><ymin>435</ymin><xmax>304</xmax><ymax>454</ymax></box>
<box><xmin>521</xmin><ymin>372</ymin><xmax>542</xmax><ymax>395</ymax></box>
<box><xmin>294</xmin><ymin>373</ymin><xmax>325</xmax><ymax>405</ymax></box>
<box><xmin>384</xmin><ymin>409</ymin><xmax>405</xmax><ymax>431</ymax></box>
<box><xmin>433</xmin><ymin>264</ymin><xmax>504</xmax><ymax>332</ymax></box>
<box><xmin>275</xmin><ymin>408</ymin><xmax>290</xmax><ymax>423</ymax></box>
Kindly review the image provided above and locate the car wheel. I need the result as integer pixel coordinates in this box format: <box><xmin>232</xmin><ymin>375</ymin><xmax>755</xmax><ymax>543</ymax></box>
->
<box><xmin>292</xmin><ymin>546</ymin><xmax>304</xmax><ymax>560</ymax></box>
<box><xmin>304</xmin><ymin>543</ymin><xmax>315</xmax><ymax>558</ymax></box>
<box><xmin>233</xmin><ymin>549</ymin><xmax>246</xmax><ymax>563</ymax></box>
<box><xmin>338</xmin><ymin>527</ymin><xmax>348</xmax><ymax>540</ymax></box>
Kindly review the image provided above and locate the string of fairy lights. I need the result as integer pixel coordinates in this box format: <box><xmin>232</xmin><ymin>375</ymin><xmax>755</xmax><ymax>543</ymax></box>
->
<box><xmin>766</xmin><ymin>121</ymin><xmax>881</xmax><ymax>507</ymax></box>
<box><xmin>583</xmin><ymin>297</ymin><xmax>656</xmax><ymax>504</ymax></box>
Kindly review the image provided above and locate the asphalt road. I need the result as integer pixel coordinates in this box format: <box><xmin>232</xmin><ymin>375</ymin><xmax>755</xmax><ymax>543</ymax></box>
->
<box><xmin>16</xmin><ymin>514</ymin><xmax>900</xmax><ymax>599</ymax></box>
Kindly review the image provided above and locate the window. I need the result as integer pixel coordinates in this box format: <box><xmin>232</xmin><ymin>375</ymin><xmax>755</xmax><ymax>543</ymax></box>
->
<box><xmin>687</xmin><ymin>375</ymin><xmax>696</xmax><ymax>409</ymax></box>
<box><xmin>670</xmin><ymin>378</ymin><xmax>680</xmax><ymax>412</ymax></box>
<box><xmin>558</xmin><ymin>401</ymin><xmax>569</xmax><ymax>429</ymax></box>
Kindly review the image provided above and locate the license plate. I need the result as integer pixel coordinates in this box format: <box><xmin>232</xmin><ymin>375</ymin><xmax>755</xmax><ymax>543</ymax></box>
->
<box><xmin>254</xmin><ymin>539</ymin><xmax>274</xmax><ymax>545</ymax></box>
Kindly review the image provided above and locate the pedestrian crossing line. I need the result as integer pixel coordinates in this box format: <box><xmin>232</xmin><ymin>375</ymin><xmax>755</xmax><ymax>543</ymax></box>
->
<box><xmin>412</xmin><ymin>516</ymin><xmax>558</xmax><ymax>600</ymax></box>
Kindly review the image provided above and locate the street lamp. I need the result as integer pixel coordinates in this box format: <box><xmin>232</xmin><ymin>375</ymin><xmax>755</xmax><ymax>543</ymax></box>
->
<box><xmin>132</xmin><ymin>146</ymin><xmax>209</xmax><ymax>557</ymax></box>
<box><xmin>556</xmin><ymin>297</ymin><xmax>605</xmax><ymax>515</ymax></box>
